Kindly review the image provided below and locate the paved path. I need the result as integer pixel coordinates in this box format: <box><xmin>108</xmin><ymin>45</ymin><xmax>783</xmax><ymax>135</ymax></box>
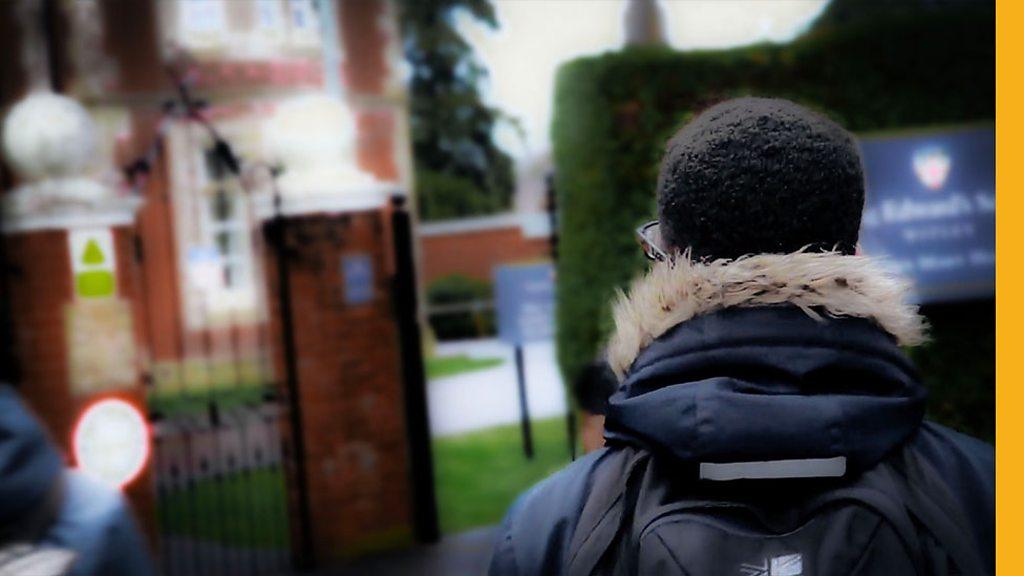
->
<box><xmin>172</xmin><ymin>527</ymin><xmax>499</xmax><ymax>576</ymax></box>
<box><xmin>322</xmin><ymin>527</ymin><xmax>497</xmax><ymax>576</ymax></box>
<box><xmin>428</xmin><ymin>339</ymin><xmax>567</xmax><ymax>437</ymax></box>
<box><xmin>160</xmin><ymin>536</ymin><xmax>290</xmax><ymax>576</ymax></box>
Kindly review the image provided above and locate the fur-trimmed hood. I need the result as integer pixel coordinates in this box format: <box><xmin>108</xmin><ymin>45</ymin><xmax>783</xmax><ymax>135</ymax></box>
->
<box><xmin>607</xmin><ymin>251</ymin><xmax>928</xmax><ymax>378</ymax></box>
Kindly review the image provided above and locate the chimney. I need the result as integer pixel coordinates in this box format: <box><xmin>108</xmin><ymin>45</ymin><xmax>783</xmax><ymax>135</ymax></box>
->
<box><xmin>624</xmin><ymin>0</ymin><xmax>667</xmax><ymax>47</ymax></box>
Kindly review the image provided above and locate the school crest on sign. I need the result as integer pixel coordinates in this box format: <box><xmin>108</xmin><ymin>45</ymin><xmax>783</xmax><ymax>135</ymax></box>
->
<box><xmin>912</xmin><ymin>146</ymin><xmax>951</xmax><ymax>191</ymax></box>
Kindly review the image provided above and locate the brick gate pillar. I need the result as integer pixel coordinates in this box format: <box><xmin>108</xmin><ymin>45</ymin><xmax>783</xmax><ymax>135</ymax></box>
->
<box><xmin>0</xmin><ymin>92</ymin><xmax>158</xmax><ymax>545</ymax></box>
<box><xmin>0</xmin><ymin>195</ymin><xmax>158</xmax><ymax>542</ymax></box>
<box><xmin>258</xmin><ymin>190</ymin><xmax>419</xmax><ymax>565</ymax></box>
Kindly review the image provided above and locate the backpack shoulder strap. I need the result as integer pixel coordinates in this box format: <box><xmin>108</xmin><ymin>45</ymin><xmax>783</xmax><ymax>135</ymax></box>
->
<box><xmin>890</xmin><ymin>447</ymin><xmax>989</xmax><ymax>575</ymax></box>
<box><xmin>566</xmin><ymin>447</ymin><xmax>650</xmax><ymax>576</ymax></box>
<box><xmin>506</xmin><ymin>449</ymin><xmax>614</xmax><ymax>575</ymax></box>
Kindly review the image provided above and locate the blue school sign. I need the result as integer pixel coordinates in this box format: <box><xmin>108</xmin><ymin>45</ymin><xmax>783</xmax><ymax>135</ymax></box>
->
<box><xmin>495</xmin><ymin>263</ymin><xmax>556</xmax><ymax>344</ymax></box>
<box><xmin>342</xmin><ymin>253</ymin><xmax>375</xmax><ymax>305</ymax></box>
<box><xmin>858</xmin><ymin>127</ymin><xmax>994</xmax><ymax>303</ymax></box>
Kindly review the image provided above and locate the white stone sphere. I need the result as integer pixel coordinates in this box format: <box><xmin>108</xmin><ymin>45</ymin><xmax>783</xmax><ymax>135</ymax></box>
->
<box><xmin>263</xmin><ymin>93</ymin><xmax>357</xmax><ymax>171</ymax></box>
<box><xmin>261</xmin><ymin>93</ymin><xmax>377</xmax><ymax>197</ymax></box>
<box><xmin>2</xmin><ymin>92</ymin><xmax>99</xmax><ymax>181</ymax></box>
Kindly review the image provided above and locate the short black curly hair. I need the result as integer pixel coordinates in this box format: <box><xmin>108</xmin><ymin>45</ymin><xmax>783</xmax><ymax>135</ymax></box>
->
<box><xmin>656</xmin><ymin>97</ymin><xmax>865</xmax><ymax>260</ymax></box>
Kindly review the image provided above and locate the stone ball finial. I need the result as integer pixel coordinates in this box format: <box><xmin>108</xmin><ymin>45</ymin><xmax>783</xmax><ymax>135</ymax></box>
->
<box><xmin>262</xmin><ymin>93</ymin><xmax>377</xmax><ymax>197</ymax></box>
<box><xmin>264</xmin><ymin>93</ymin><xmax>357</xmax><ymax>171</ymax></box>
<box><xmin>2</xmin><ymin>92</ymin><xmax>99</xmax><ymax>182</ymax></box>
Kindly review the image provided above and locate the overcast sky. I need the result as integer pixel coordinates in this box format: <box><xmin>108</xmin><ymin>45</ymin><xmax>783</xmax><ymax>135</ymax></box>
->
<box><xmin>457</xmin><ymin>0</ymin><xmax>830</xmax><ymax>159</ymax></box>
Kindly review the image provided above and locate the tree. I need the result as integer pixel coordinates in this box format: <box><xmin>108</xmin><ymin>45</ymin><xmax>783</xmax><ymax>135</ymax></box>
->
<box><xmin>396</xmin><ymin>0</ymin><xmax>516</xmax><ymax>221</ymax></box>
<box><xmin>810</xmin><ymin>0</ymin><xmax>992</xmax><ymax>30</ymax></box>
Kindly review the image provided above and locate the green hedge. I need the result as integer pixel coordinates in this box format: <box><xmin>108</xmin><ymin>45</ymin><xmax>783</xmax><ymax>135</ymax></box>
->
<box><xmin>552</xmin><ymin>6</ymin><xmax>994</xmax><ymax>439</ymax></box>
<box><xmin>910</xmin><ymin>300</ymin><xmax>995</xmax><ymax>443</ymax></box>
<box><xmin>426</xmin><ymin>274</ymin><xmax>496</xmax><ymax>340</ymax></box>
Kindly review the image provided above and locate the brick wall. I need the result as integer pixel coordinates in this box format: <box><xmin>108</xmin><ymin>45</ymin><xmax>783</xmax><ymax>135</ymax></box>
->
<box><xmin>420</xmin><ymin>225</ymin><xmax>551</xmax><ymax>285</ymax></box>
<box><xmin>262</xmin><ymin>209</ymin><xmax>413</xmax><ymax>562</ymax></box>
<box><xmin>340</xmin><ymin>0</ymin><xmax>403</xmax><ymax>183</ymax></box>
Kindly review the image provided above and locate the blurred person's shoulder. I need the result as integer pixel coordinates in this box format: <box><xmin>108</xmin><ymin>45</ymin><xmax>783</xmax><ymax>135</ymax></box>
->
<box><xmin>44</xmin><ymin>471</ymin><xmax>156</xmax><ymax>576</ymax></box>
<box><xmin>490</xmin><ymin>447</ymin><xmax>627</xmax><ymax>576</ymax></box>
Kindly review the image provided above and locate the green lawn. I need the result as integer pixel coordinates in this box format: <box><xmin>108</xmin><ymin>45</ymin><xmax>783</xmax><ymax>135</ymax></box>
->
<box><xmin>158</xmin><ymin>468</ymin><xmax>291</xmax><ymax>549</ymax></box>
<box><xmin>150</xmin><ymin>354</ymin><xmax>504</xmax><ymax>417</ymax></box>
<box><xmin>433</xmin><ymin>417</ymin><xmax>573</xmax><ymax>534</ymax></box>
<box><xmin>156</xmin><ymin>417</ymin><xmax>573</xmax><ymax>544</ymax></box>
<box><xmin>148</xmin><ymin>385</ymin><xmax>271</xmax><ymax>419</ymax></box>
<box><xmin>147</xmin><ymin>357</ymin><xmax>274</xmax><ymax>418</ymax></box>
<box><xmin>159</xmin><ymin>414</ymin><xmax>577</xmax><ymax>545</ymax></box>
<box><xmin>426</xmin><ymin>354</ymin><xmax>504</xmax><ymax>379</ymax></box>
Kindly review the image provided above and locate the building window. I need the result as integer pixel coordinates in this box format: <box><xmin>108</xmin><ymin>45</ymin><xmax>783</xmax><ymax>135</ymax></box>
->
<box><xmin>250</xmin><ymin>0</ymin><xmax>287</xmax><ymax>53</ymax></box>
<box><xmin>178</xmin><ymin>0</ymin><xmax>226</xmax><ymax>36</ymax></box>
<box><xmin>195</xmin><ymin>147</ymin><xmax>257</xmax><ymax>319</ymax></box>
<box><xmin>287</xmin><ymin>0</ymin><xmax>321</xmax><ymax>47</ymax></box>
<box><xmin>165</xmin><ymin>0</ymin><xmax>323</xmax><ymax>58</ymax></box>
<box><xmin>255</xmin><ymin>0</ymin><xmax>284</xmax><ymax>31</ymax></box>
<box><xmin>169</xmin><ymin>121</ymin><xmax>262</xmax><ymax>330</ymax></box>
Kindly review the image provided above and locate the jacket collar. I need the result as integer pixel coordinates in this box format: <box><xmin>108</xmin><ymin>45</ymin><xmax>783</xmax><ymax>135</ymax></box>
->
<box><xmin>606</xmin><ymin>250</ymin><xmax>928</xmax><ymax>379</ymax></box>
<box><xmin>604</xmin><ymin>306</ymin><xmax>928</xmax><ymax>471</ymax></box>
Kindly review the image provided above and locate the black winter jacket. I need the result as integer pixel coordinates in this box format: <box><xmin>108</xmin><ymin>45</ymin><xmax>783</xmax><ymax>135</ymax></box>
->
<box><xmin>489</xmin><ymin>252</ymin><xmax>993</xmax><ymax>575</ymax></box>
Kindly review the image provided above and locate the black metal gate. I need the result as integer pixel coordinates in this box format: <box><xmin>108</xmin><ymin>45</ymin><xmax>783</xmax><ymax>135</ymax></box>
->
<box><xmin>150</xmin><ymin>361</ymin><xmax>293</xmax><ymax>576</ymax></box>
<box><xmin>132</xmin><ymin>70</ymin><xmax>438</xmax><ymax>574</ymax></box>
<box><xmin>128</xmin><ymin>78</ymin><xmax>298</xmax><ymax>575</ymax></box>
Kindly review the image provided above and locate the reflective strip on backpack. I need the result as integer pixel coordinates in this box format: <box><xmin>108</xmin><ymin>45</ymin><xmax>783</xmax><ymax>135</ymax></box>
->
<box><xmin>699</xmin><ymin>456</ymin><xmax>847</xmax><ymax>481</ymax></box>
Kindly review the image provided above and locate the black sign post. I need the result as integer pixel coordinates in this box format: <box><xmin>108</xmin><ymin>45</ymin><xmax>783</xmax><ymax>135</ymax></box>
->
<box><xmin>513</xmin><ymin>345</ymin><xmax>534</xmax><ymax>459</ymax></box>
<box><xmin>495</xmin><ymin>263</ymin><xmax>555</xmax><ymax>461</ymax></box>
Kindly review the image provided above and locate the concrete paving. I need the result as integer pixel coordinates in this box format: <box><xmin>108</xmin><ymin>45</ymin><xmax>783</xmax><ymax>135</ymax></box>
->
<box><xmin>428</xmin><ymin>338</ymin><xmax>568</xmax><ymax>437</ymax></box>
<box><xmin>160</xmin><ymin>536</ymin><xmax>291</xmax><ymax>576</ymax></box>
<box><xmin>165</xmin><ymin>527</ymin><xmax>498</xmax><ymax>576</ymax></box>
<box><xmin>322</xmin><ymin>526</ymin><xmax>498</xmax><ymax>576</ymax></box>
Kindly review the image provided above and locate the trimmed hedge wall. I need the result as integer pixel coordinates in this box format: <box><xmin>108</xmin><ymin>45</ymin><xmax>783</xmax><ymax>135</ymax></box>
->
<box><xmin>553</xmin><ymin>6</ymin><xmax>994</xmax><ymax>439</ymax></box>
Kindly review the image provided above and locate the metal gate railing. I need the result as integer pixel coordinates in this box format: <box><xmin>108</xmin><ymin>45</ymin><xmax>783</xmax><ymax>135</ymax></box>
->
<box><xmin>142</xmin><ymin>188</ymin><xmax>295</xmax><ymax>575</ymax></box>
<box><xmin>130</xmin><ymin>68</ymin><xmax>441</xmax><ymax>573</ymax></box>
<box><xmin>128</xmin><ymin>70</ymin><xmax>300</xmax><ymax>575</ymax></box>
<box><xmin>152</xmin><ymin>392</ymin><xmax>292</xmax><ymax>576</ymax></box>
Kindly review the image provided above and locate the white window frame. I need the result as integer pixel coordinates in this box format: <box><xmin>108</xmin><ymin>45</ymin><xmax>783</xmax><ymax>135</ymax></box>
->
<box><xmin>168</xmin><ymin>120</ymin><xmax>262</xmax><ymax>330</ymax></box>
<box><xmin>175</xmin><ymin>0</ymin><xmax>228</xmax><ymax>52</ymax></box>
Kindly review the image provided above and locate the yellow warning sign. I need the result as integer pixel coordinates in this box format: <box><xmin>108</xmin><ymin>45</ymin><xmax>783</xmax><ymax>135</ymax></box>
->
<box><xmin>68</xmin><ymin>229</ymin><xmax>117</xmax><ymax>299</ymax></box>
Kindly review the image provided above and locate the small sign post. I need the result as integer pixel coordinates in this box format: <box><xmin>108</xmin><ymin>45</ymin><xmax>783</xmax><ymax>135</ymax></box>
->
<box><xmin>495</xmin><ymin>263</ymin><xmax>556</xmax><ymax>459</ymax></box>
<box><xmin>513</xmin><ymin>345</ymin><xmax>533</xmax><ymax>458</ymax></box>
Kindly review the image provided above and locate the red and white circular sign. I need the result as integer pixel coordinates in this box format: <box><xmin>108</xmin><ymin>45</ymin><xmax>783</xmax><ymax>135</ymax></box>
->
<box><xmin>72</xmin><ymin>398</ymin><xmax>150</xmax><ymax>489</ymax></box>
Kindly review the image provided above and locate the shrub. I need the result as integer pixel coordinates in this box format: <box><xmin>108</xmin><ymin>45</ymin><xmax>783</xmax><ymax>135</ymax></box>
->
<box><xmin>417</xmin><ymin>170</ymin><xmax>507</xmax><ymax>222</ymax></box>
<box><xmin>426</xmin><ymin>274</ymin><xmax>496</xmax><ymax>340</ymax></box>
<box><xmin>910</xmin><ymin>301</ymin><xmax>995</xmax><ymax>443</ymax></box>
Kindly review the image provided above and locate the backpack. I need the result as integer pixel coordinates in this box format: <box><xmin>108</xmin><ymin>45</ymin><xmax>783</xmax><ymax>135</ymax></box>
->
<box><xmin>564</xmin><ymin>446</ymin><xmax>987</xmax><ymax>576</ymax></box>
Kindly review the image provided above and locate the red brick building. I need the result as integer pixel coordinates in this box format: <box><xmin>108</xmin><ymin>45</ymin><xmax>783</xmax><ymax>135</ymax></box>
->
<box><xmin>419</xmin><ymin>213</ymin><xmax>553</xmax><ymax>285</ymax></box>
<box><xmin>0</xmin><ymin>0</ymin><xmax>429</xmax><ymax>570</ymax></box>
